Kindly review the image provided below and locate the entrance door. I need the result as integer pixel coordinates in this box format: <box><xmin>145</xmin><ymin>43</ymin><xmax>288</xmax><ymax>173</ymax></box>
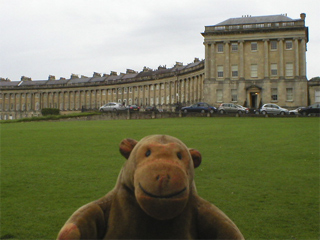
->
<box><xmin>250</xmin><ymin>93</ymin><xmax>258</xmax><ymax>108</ymax></box>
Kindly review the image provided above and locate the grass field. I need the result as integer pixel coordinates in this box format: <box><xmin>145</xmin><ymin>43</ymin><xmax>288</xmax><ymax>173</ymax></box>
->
<box><xmin>1</xmin><ymin>117</ymin><xmax>319</xmax><ymax>239</ymax></box>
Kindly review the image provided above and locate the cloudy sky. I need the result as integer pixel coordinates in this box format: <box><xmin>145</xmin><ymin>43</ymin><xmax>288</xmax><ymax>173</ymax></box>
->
<box><xmin>1</xmin><ymin>0</ymin><xmax>319</xmax><ymax>81</ymax></box>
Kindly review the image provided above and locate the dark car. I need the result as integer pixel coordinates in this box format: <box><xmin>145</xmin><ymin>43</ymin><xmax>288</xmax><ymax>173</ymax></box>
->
<box><xmin>145</xmin><ymin>106</ymin><xmax>158</xmax><ymax>112</ymax></box>
<box><xmin>298</xmin><ymin>104</ymin><xmax>320</xmax><ymax>116</ymax></box>
<box><xmin>126</xmin><ymin>105</ymin><xmax>140</xmax><ymax>112</ymax></box>
<box><xmin>181</xmin><ymin>102</ymin><xmax>216</xmax><ymax>114</ymax></box>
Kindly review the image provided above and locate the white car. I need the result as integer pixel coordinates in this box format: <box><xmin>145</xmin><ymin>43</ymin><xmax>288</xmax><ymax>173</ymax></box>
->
<box><xmin>289</xmin><ymin>107</ymin><xmax>303</xmax><ymax>115</ymax></box>
<box><xmin>99</xmin><ymin>102</ymin><xmax>126</xmax><ymax>112</ymax></box>
<box><xmin>259</xmin><ymin>104</ymin><xmax>289</xmax><ymax>115</ymax></box>
<box><xmin>236</xmin><ymin>105</ymin><xmax>249</xmax><ymax>114</ymax></box>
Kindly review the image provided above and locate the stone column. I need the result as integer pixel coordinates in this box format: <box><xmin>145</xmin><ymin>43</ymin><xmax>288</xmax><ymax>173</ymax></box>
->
<box><xmin>204</xmin><ymin>43</ymin><xmax>211</xmax><ymax>80</ymax></box>
<box><xmin>263</xmin><ymin>39</ymin><xmax>269</xmax><ymax>79</ymax></box>
<box><xmin>224</xmin><ymin>41</ymin><xmax>230</xmax><ymax>80</ymax></box>
<box><xmin>294</xmin><ymin>38</ymin><xmax>300</xmax><ymax>77</ymax></box>
<box><xmin>278</xmin><ymin>38</ymin><xmax>284</xmax><ymax>78</ymax></box>
<box><xmin>239</xmin><ymin>40</ymin><xmax>244</xmax><ymax>80</ymax></box>
<box><xmin>153</xmin><ymin>84</ymin><xmax>156</xmax><ymax>106</ymax></box>
<box><xmin>210</xmin><ymin>42</ymin><xmax>215</xmax><ymax>80</ymax></box>
<box><xmin>300</xmin><ymin>38</ymin><xmax>306</xmax><ymax>78</ymax></box>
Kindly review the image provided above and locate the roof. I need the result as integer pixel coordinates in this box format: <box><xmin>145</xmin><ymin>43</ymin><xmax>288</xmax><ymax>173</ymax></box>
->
<box><xmin>216</xmin><ymin>14</ymin><xmax>293</xmax><ymax>26</ymax></box>
<box><xmin>0</xmin><ymin>60</ymin><xmax>204</xmax><ymax>89</ymax></box>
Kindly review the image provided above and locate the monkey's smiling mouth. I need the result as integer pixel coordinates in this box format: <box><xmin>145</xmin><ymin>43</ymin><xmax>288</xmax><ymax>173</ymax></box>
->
<box><xmin>139</xmin><ymin>183</ymin><xmax>187</xmax><ymax>199</ymax></box>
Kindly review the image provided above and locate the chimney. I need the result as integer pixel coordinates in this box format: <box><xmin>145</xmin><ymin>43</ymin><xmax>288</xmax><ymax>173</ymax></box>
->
<box><xmin>158</xmin><ymin>65</ymin><xmax>167</xmax><ymax>70</ymax></box>
<box><xmin>175</xmin><ymin>62</ymin><xmax>183</xmax><ymax>67</ymax></box>
<box><xmin>70</xmin><ymin>74</ymin><xmax>79</xmax><ymax>79</ymax></box>
<box><xmin>21</xmin><ymin>76</ymin><xmax>32</xmax><ymax>81</ymax></box>
<box><xmin>126</xmin><ymin>69</ymin><xmax>137</xmax><ymax>74</ymax></box>
<box><xmin>110</xmin><ymin>71</ymin><xmax>117</xmax><ymax>76</ymax></box>
<box><xmin>143</xmin><ymin>66</ymin><xmax>152</xmax><ymax>72</ymax></box>
<box><xmin>194</xmin><ymin>57</ymin><xmax>200</xmax><ymax>63</ymax></box>
<box><xmin>93</xmin><ymin>72</ymin><xmax>101</xmax><ymax>77</ymax></box>
<box><xmin>300</xmin><ymin>13</ymin><xmax>306</xmax><ymax>20</ymax></box>
<box><xmin>48</xmin><ymin>75</ymin><xmax>56</xmax><ymax>80</ymax></box>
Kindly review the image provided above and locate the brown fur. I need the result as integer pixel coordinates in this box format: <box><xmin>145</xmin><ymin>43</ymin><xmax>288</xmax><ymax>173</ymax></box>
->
<box><xmin>57</xmin><ymin>135</ymin><xmax>244</xmax><ymax>239</ymax></box>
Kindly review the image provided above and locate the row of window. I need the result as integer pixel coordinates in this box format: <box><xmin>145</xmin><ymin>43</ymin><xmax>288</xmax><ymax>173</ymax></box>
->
<box><xmin>216</xmin><ymin>40</ymin><xmax>293</xmax><ymax>53</ymax></box>
<box><xmin>216</xmin><ymin>63</ymin><xmax>294</xmax><ymax>78</ymax></box>
<box><xmin>215</xmin><ymin>88</ymin><xmax>295</xmax><ymax>102</ymax></box>
<box><xmin>214</xmin><ymin>22</ymin><xmax>295</xmax><ymax>31</ymax></box>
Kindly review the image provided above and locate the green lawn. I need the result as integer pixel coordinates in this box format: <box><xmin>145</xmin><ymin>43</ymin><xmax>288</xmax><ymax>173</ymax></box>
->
<box><xmin>1</xmin><ymin>117</ymin><xmax>319</xmax><ymax>239</ymax></box>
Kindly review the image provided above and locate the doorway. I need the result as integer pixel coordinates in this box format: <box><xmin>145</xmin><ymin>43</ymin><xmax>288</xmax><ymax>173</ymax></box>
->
<box><xmin>250</xmin><ymin>92</ymin><xmax>258</xmax><ymax>108</ymax></box>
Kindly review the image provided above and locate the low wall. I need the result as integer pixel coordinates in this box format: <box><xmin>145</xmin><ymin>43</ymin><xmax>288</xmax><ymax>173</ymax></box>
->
<box><xmin>58</xmin><ymin>111</ymin><xmax>300</xmax><ymax>122</ymax></box>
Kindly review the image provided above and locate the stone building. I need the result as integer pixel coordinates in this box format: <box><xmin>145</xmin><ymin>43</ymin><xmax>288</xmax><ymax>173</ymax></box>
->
<box><xmin>0</xmin><ymin>13</ymin><xmax>314</xmax><ymax>120</ymax></box>
<box><xmin>0</xmin><ymin>60</ymin><xmax>204</xmax><ymax>120</ymax></box>
<box><xmin>202</xmin><ymin>13</ymin><xmax>309</xmax><ymax>108</ymax></box>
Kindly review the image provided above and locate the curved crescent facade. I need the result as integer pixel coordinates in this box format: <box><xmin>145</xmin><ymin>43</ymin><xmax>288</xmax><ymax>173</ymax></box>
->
<box><xmin>1</xmin><ymin>13</ymin><xmax>319</xmax><ymax>120</ymax></box>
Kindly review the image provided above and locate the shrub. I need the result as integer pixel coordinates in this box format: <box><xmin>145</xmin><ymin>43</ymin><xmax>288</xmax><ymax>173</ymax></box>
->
<box><xmin>41</xmin><ymin>108</ymin><xmax>60</xmax><ymax>116</ymax></box>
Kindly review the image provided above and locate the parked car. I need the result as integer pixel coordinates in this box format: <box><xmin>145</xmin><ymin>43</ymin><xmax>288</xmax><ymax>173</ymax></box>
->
<box><xmin>289</xmin><ymin>107</ymin><xmax>303</xmax><ymax>115</ymax></box>
<box><xmin>298</xmin><ymin>104</ymin><xmax>320</xmax><ymax>116</ymax></box>
<box><xmin>259</xmin><ymin>103</ymin><xmax>289</xmax><ymax>115</ymax></box>
<box><xmin>99</xmin><ymin>102</ymin><xmax>126</xmax><ymax>112</ymax></box>
<box><xmin>145</xmin><ymin>106</ymin><xmax>159</xmax><ymax>112</ymax></box>
<box><xmin>236</xmin><ymin>105</ymin><xmax>249</xmax><ymax>114</ymax></box>
<box><xmin>181</xmin><ymin>102</ymin><xmax>216</xmax><ymax>113</ymax></box>
<box><xmin>126</xmin><ymin>105</ymin><xmax>140</xmax><ymax>112</ymax></box>
<box><xmin>218</xmin><ymin>103</ymin><xmax>245</xmax><ymax>114</ymax></box>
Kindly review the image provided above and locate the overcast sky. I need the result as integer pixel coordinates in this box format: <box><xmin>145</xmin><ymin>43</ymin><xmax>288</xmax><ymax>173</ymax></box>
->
<box><xmin>1</xmin><ymin>0</ymin><xmax>319</xmax><ymax>81</ymax></box>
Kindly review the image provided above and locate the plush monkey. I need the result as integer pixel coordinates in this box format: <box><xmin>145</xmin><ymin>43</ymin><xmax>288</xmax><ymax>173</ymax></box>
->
<box><xmin>57</xmin><ymin>135</ymin><xmax>244</xmax><ymax>239</ymax></box>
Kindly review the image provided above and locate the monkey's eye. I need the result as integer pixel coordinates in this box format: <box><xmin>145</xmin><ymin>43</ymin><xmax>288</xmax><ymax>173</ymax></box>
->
<box><xmin>177</xmin><ymin>152</ymin><xmax>182</xmax><ymax>160</ymax></box>
<box><xmin>145</xmin><ymin>149</ymin><xmax>151</xmax><ymax>157</ymax></box>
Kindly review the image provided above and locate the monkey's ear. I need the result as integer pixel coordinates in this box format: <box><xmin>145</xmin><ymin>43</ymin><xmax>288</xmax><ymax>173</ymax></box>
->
<box><xmin>189</xmin><ymin>148</ymin><xmax>202</xmax><ymax>168</ymax></box>
<box><xmin>119</xmin><ymin>138</ymin><xmax>138</xmax><ymax>159</ymax></box>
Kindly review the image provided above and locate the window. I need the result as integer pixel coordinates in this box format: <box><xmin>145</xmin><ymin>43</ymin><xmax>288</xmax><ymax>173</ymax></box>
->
<box><xmin>251</xmin><ymin>42</ymin><xmax>258</xmax><ymax>51</ymax></box>
<box><xmin>315</xmin><ymin>90</ymin><xmax>320</xmax><ymax>103</ymax></box>
<box><xmin>285</xmin><ymin>40</ymin><xmax>293</xmax><ymax>50</ymax></box>
<box><xmin>124</xmin><ymin>87</ymin><xmax>128</xmax><ymax>93</ymax></box>
<box><xmin>217</xmin><ymin>43</ymin><xmax>224</xmax><ymax>53</ymax></box>
<box><xmin>231</xmin><ymin>89</ymin><xmax>238</xmax><ymax>102</ymax></box>
<box><xmin>251</xmin><ymin>64</ymin><xmax>258</xmax><ymax>78</ymax></box>
<box><xmin>118</xmin><ymin>88</ymin><xmax>122</xmax><ymax>94</ymax></box>
<box><xmin>286</xmin><ymin>88</ymin><xmax>293</xmax><ymax>101</ymax></box>
<box><xmin>286</xmin><ymin>63</ymin><xmax>294</xmax><ymax>77</ymax></box>
<box><xmin>231</xmin><ymin>65</ymin><xmax>238</xmax><ymax>78</ymax></box>
<box><xmin>150</xmin><ymin>85</ymin><xmax>154</xmax><ymax>91</ymax></box>
<box><xmin>271</xmin><ymin>64</ymin><xmax>278</xmax><ymax>76</ymax></box>
<box><xmin>216</xmin><ymin>89</ymin><xmax>223</xmax><ymax>102</ymax></box>
<box><xmin>271</xmin><ymin>88</ymin><xmax>278</xmax><ymax>101</ymax></box>
<box><xmin>231</xmin><ymin>43</ymin><xmax>238</xmax><ymax>51</ymax></box>
<box><xmin>270</xmin><ymin>41</ymin><xmax>277</xmax><ymax>50</ymax></box>
<box><xmin>129</xmin><ymin>87</ymin><xmax>132</xmax><ymax>93</ymax></box>
<box><xmin>217</xmin><ymin>66</ymin><xmax>224</xmax><ymax>78</ymax></box>
<box><xmin>243</xmin><ymin>24</ymin><xmax>252</xmax><ymax>29</ymax></box>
